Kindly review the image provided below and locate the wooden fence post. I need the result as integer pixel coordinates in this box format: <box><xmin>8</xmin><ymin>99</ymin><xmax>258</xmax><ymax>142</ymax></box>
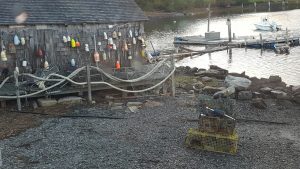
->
<box><xmin>86</xmin><ymin>65</ymin><xmax>92</xmax><ymax>103</ymax></box>
<box><xmin>171</xmin><ymin>54</ymin><xmax>176</xmax><ymax>97</ymax></box>
<box><xmin>14</xmin><ymin>68</ymin><xmax>21</xmax><ymax>111</ymax></box>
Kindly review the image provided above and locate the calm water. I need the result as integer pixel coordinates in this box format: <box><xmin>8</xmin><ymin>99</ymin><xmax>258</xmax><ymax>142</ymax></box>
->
<box><xmin>145</xmin><ymin>9</ymin><xmax>300</xmax><ymax>85</ymax></box>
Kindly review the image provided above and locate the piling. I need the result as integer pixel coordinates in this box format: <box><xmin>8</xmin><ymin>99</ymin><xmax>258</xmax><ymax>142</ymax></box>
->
<box><xmin>227</xmin><ymin>18</ymin><xmax>232</xmax><ymax>42</ymax></box>
<box><xmin>242</xmin><ymin>3</ymin><xmax>244</xmax><ymax>13</ymax></box>
<box><xmin>268</xmin><ymin>1</ymin><xmax>271</xmax><ymax>12</ymax></box>
<box><xmin>207</xmin><ymin>3</ymin><xmax>211</xmax><ymax>32</ymax></box>
<box><xmin>260</xmin><ymin>34</ymin><xmax>263</xmax><ymax>48</ymax></box>
<box><xmin>254</xmin><ymin>2</ymin><xmax>257</xmax><ymax>12</ymax></box>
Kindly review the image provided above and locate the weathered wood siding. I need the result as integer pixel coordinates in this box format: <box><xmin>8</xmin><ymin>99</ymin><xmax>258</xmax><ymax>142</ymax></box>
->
<box><xmin>0</xmin><ymin>22</ymin><xmax>146</xmax><ymax>76</ymax></box>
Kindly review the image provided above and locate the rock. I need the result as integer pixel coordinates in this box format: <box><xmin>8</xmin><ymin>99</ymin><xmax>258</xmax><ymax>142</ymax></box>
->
<box><xmin>144</xmin><ymin>100</ymin><xmax>163</xmax><ymax>108</ymax></box>
<box><xmin>190</xmin><ymin>67</ymin><xmax>198</xmax><ymax>74</ymax></box>
<box><xmin>105</xmin><ymin>95</ymin><xmax>114</xmax><ymax>100</ymax></box>
<box><xmin>192</xmin><ymin>82</ymin><xmax>205</xmax><ymax>91</ymax></box>
<box><xmin>195</xmin><ymin>69</ymin><xmax>226</xmax><ymax>79</ymax></box>
<box><xmin>201</xmin><ymin>76</ymin><xmax>213</xmax><ymax>82</ymax></box>
<box><xmin>253</xmin><ymin>92</ymin><xmax>263</xmax><ymax>98</ymax></box>
<box><xmin>209</xmin><ymin>65</ymin><xmax>228</xmax><ymax>75</ymax></box>
<box><xmin>188</xmin><ymin>90</ymin><xmax>195</xmax><ymax>94</ymax></box>
<box><xmin>225</xmin><ymin>75</ymin><xmax>252</xmax><ymax>91</ymax></box>
<box><xmin>213</xmin><ymin>86</ymin><xmax>235</xmax><ymax>99</ymax></box>
<box><xmin>181</xmin><ymin>83</ymin><xmax>194</xmax><ymax>91</ymax></box>
<box><xmin>111</xmin><ymin>106</ymin><xmax>123</xmax><ymax>110</ymax></box>
<box><xmin>251</xmin><ymin>98</ymin><xmax>267</xmax><ymax>109</ymax></box>
<box><xmin>58</xmin><ymin>96</ymin><xmax>83</xmax><ymax>104</ymax></box>
<box><xmin>269</xmin><ymin>75</ymin><xmax>282</xmax><ymax>83</ymax></box>
<box><xmin>238</xmin><ymin>91</ymin><xmax>253</xmax><ymax>100</ymax></box>
<box><xmin>127</xmin><ymin>102</ymin><xmax>143</xmax><ymax>107</ymax></box>
<box><xmin>270</xmin><ymin>90</ymin><xmax>289</xmax><ymax>100</ymax></box>
<box><xmin>202</xmin><ymin>86</ymin><xmax>223</xmax><ymax>94</ymax></box>
<box><xmin>37</xmin><ymin>98</ymin><xmax>57</xmax><ymax>107</ymax></box>
<box><xmin>293</xmin><ymin>93</ymin><xmax>300</xmax><ymax>104</ymax></box>
<box><xmin>292</xmin><ymin>85</ymin><xmax>300</xmax><ymax>93</ymax></box>
<box><xmin>127</xmin><ymin>106</ymin><xmax>139</xmax><ymax>113</ymax></box>
<box><xmin>259</xmin><ymin>87</ymin><xmax>273</xmax><ymax>94</ymax></box>
<box><xmin>228</xmin><ymin>71</ymin><xmax>247</xmax><ymax>78</ymax></box>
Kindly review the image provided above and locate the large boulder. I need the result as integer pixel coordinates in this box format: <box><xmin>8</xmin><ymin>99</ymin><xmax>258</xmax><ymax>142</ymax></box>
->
<box><xmin>259</xmin><ymin>87</ymin><xmax>273</xmax><ymax>94</ymax></box>
<box><xmin>225</xmin><ymin>75</ymin><xmax>252</xmax><ymax>91</ymax></box>
<box><xmin>292</xmin><ymin>85</ymin><xmax>300</xmax><ymax>93</ymax></box>
<box><xmin>293</xmin><ymin>93</ymin><xmax>300</xmax><ymax>104</ymax></box>
<box><xmin>213</xmin><ymin>86</ymin><xmax>235</xmax><ymax>99</ymax></box>
<box><xmin>269</xmin><ymin>75</ymin><xmax>282</xmax><ymax>83</ymax></box>
<box><xmin>270</xmin><ymin>90</ymin><xmax>290</xmax><ymax>100</ymax></box>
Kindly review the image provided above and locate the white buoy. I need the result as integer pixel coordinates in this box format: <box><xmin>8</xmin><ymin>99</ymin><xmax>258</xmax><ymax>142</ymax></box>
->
<box><xmin>85</xmin><ymin>44</ymin><xmax>89</xmax><ymax>52</ymax></box>
<box><xmin>22</xmin><ymin>60</ymin><xmax>27</xmax><ymax>67</ymax></box>
<box><xmin>14</xmin><ymin>35</ymin><xmax>20</xmax><ymax>45</ymax></box>
<box><xmin>21</xmin><ymin>37</ymin><xmax>26</xmax><ymax>45</ymax></box>
<box><xmin>71</xmin><ymin>59</ymin><xmax>75</xmax><ymax>67</ymax></box>
<box><xmin>108</xmin><ymin>38</ymin><xmax>113</xmax><ymax>45</ymax></box>
<box><xmin>133</xmin><ymin>38</ymin><xmax>137</xmax><ymax>45</ymax></box>
<box><xmin>63</xmin><ymin>36</ymin><xmax>68</xmax><ymax>43</ymax></box>
<box><xmin>113</xmin><ymin>44</ymin><xmax>117</xmax><ymax>50</ymax></box>
<box><xmin>104</xmin><ymin>32</ymin><xmax>108</xmax><ymax>40</ymax></box>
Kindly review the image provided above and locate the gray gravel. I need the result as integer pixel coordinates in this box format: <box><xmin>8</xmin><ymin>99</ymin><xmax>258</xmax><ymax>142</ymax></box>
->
<box><xmin>0</xmin><ymin>95</ymin><xmax>300</xmax><ymax>169</ymax></box>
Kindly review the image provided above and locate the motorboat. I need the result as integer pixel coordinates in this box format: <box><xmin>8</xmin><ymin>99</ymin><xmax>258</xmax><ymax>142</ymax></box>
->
<box><xmin>254</xmin><ymin>18</ymin><xmax>281</xmax><ymax>31</ymax></box>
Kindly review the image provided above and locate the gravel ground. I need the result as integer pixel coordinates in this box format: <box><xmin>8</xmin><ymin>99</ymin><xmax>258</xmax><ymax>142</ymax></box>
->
<box><xmin>0</xmin><ymin>95</ymin><xmax>300</xmax><ymax>169</ymax></box>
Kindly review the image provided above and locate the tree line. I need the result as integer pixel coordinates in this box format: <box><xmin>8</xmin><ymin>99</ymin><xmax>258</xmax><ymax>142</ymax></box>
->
<box><xmin>135</xmin><ymin>0</ymin><xmax>295</xmax><ymax>11</ymax></box>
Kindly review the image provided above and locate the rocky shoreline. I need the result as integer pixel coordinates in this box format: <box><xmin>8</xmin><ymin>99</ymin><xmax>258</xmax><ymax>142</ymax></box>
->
<box><xmin>175</xmin><ymin>65</ymin><xmax>300</xmax><ymax>109</ymax></box>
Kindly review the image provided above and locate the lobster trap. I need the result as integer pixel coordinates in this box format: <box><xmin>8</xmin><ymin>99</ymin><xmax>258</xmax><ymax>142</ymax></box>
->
<box><xmin>198</xmin><ymin>114</ymin><xmax>236</xmax><ymax>135</ymax></box>
<box><xmin>185</xmin><ymin>128</ymin><xmax>238</xmax><ymax>155</ymax></box>
<box><xmin>197</xmin><ymin>94</ymin><xmax>235</xmax><ymax>116</ymax></box>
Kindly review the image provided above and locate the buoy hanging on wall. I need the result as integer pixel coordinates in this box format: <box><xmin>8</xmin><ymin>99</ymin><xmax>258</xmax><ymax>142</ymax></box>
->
<box><xmin>44</xmin><ymin>61</ymin><xmax>49</xmax><ymax>69</ymax></box>
<box><xmin>133</xmin><ymin>38</ymin><xmax>137</xmax><ymax>45</ymax></box>
<box><xmin>112</xmin><ymin>31</ymin><xmax>117</xmax><ymax>39</ymax></box>
<box><xmin>112</xmin><ymin>44</ymin><xmax>117</xmax><ymax>50</ymax></box>
<box><xmin>115</xmin><ymin>60</ymin><xmax>120</xmax><ymax>70</ymax></box>
<box><xmin>14</xmin><ymin>35</ymin><xmax>20</xmax><ymax>45</ymax></box>
<box><xmin>129</xmin><ymin>30</ymin><xmax>133</xmax><ymax>38</ymax></box>
<box><xmin>108</xmin><ymin>38</ymin><xmax>113</xmax><ymax>45</ymax></box>
<box><xmin>104</xmin><ymin>32</ymin><xmax>108</xmax><ymax>40</ymax></box>
<box><xmin>21</xmin><ymin>37</ymin><xmax>26</xmax><ymax>45</ymax></box>
<box><xmin>75</xmin><ymin>39</ymin><xmax>81</xmax><ymax>47</ymax></box>
<box><xmin>63</xmin><ymin>36</ymin><xmax>68</xmax><ymax>43</ymax></box>
<box><xmin>71</xmin><ymin>38</ymin><xmax>76</xmax><ymax>48</ymax></box>
<box><xmin>71</xmin><ymin>59</ymin><xmax>76</xmax><ymax>67</ymax></box>
<box><xmin>128</xmin><ymin>50</ymin><xmax>132</xmax><ymax>60</ymax></box>
<box><xmin>67</xmin><ymin>35</ymin><xmax>71</xmax><ymax>42</ymax></box>
<box><xmin>22</xmin><ymin>60</ymin><xmax>27</xmax><ymax>67</ymax></box>
<box><xmin>94</xmin><ymin>51</ymin><xmax>100</xmax><ymax>62</ymax></box>
<box><xmin>118</xmin><ymin>31</ymin><xmax>122</xmax><ymax>37</ymax></box>
<box><xmin>1</xmin><ymin>50</ymin><xmax>7</xmax><ymax>61</ymax></box>
<box><xmin>102</xmin><ymin>51</ymin><xmax>107</xmax><ymax>61</ymax></box>
<box><xmin>85</xmin><ymin>44</ymin><xmax>89</xmax><ymax>52</ymax></box>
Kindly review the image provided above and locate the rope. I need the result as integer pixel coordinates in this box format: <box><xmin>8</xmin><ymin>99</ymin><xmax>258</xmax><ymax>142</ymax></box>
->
<box><xmin>90</xmin><ymin>58</ymin><xmax>168</xmax><ymax>83</ymax></box>
<box><xmin>0</xmin><ymin>67</ymin><xmax>86</xmax><ymax>99</ymax></box>
<box><xmin>0</xmin><ymin>76</ymin><xmax>12</xmax><ymax>89</ymax></box>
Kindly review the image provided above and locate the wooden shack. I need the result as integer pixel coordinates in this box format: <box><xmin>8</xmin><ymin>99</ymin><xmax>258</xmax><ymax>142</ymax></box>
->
<box><xmin>0</xmin><ymin>0</ymin><xmax>175</xmax><ymax>106</ymax></box>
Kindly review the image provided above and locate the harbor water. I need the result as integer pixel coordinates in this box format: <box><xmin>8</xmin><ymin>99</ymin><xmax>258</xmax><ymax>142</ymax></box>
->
<box><xmin>145</xmin><ymin>9</ymin><xmax>300</xmax><ymax>85</ymax></box>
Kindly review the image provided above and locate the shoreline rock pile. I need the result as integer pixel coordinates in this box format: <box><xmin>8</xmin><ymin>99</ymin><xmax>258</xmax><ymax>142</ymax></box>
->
<box><xmin>175</xmin><ymin>65</ymin><xmax>300</xmax><ymax>109</ymax></box>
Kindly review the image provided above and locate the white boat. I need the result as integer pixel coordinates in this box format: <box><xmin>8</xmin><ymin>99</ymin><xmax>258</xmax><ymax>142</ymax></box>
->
<box><xmin>254</xmin><ymin>18</ymin><xmax>281</xmax><ymax>31</ymax></box>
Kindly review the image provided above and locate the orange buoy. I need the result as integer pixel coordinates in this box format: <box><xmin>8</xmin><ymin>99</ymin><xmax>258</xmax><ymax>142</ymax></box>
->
<box><xmin>115</xmin><ymin>60</ymin><xmax>120</xmax><ymax>70</ymax></box>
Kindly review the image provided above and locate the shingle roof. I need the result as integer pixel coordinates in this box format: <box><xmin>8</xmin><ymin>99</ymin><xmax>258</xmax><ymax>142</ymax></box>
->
<box><xmin>0</xmin><ymin>0</ymin><xmax>148</xmax><ymax>25</ymax></box>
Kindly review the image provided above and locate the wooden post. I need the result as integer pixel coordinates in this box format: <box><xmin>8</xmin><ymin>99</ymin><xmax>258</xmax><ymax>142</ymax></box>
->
<box><xmin>260</xmin><ymin>33</ymin><xmax>263</xmax><ymax>48</ymax></box>
<box><xmin>86</xmin><ymin>65</ymin><xmax>92</xmax><ymax>104</ymax></box>
<box><xmin>268</xmin><ymin>1</ymin><xmax>271</xmax><ymax>12</ymax></box>
<box><xmin>242</xmin><ymin>3</ymin><xmax>244</xmax><ymax>13</ymax></box>
<box><xmin>14</xmin><ymin>69</ymin><xmax>21</xmax><ymax>111</ymax></box>
<box><xmin>285</xmin><ymin>28</ymin><xmax>288</xmax><ymax>44</ymax></box>
<box><xmin>207</xmin><ymin>3</ymin><xmax>211</xmax><ymax>32</ymax></box>
<box><xmin>254</xmin><ymin>2</ymin><xmax>257</xmax><ymax>12</ymax></box>
<box><xmin>282</xmin><ymin>1</ymin><xmax>285</xmax><ymax>10</ymax></box>
<box><xmin>171</xmin><ymin>54</ymin><xmax>176</xmax><ymax>97</ymax></box>
<box><xmin>227</xmin><ymin>18</ymin><xmax>232</xmax><ymax>42</ymax></box>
